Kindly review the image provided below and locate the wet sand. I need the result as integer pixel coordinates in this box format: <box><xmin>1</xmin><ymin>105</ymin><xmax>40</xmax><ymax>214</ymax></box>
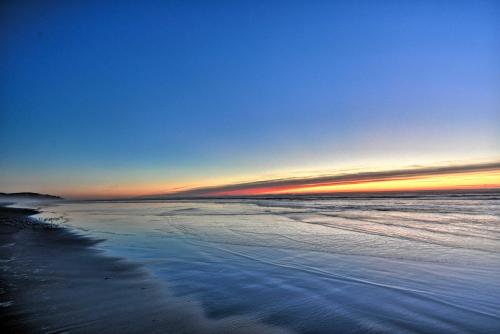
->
<box><xmin>0</xmin><ymin>206</ymin><xmax>289</xmax><ymax>334</ymax></box>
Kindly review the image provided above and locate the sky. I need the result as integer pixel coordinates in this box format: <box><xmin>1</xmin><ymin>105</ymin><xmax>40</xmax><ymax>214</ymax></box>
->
<box><xmin>1</xmin><ymin>0</ymin><xmax>499</xmax><ymax>199</ymax></box>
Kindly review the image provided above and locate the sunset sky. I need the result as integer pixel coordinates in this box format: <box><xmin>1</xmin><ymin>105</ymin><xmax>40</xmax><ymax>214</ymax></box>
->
<box><xmin>1</xmin><ymin>0</ymin><xmax>499</xmax><ymax>199</ymax></box>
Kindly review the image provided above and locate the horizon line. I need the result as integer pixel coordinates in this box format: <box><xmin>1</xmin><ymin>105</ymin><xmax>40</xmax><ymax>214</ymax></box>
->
<box><xmin>133</xmin><ymin>160</ymin><xmax>500</xmax><ymax>199</ymax></box>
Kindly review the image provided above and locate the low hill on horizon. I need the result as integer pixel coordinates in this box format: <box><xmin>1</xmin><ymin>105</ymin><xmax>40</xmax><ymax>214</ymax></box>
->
<box><xmin>0</xmin><ymin>192</ymin><xmax>63</xmax><ymax>200</ymax></box>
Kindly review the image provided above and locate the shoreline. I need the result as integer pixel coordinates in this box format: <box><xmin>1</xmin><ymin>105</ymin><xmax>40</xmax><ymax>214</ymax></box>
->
<box><xmin>0</xmin><ymin>206</ymin><xmax>41</xmax><ymax>332</ymax></box>
<box><xmin>0</xmin><ymin>205</ymin><xmax>289</xmax><ymax>334</ymax></box>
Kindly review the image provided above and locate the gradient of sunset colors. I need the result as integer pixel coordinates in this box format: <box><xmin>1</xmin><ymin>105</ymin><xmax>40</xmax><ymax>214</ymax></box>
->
<box><xmin>1</xmin><ymin>1</ymin><xmax>499</xmax><ymax>199</ymax></box>
<box><xmin>152</xmin><ymin>161</ymin><xmax>500</xmax><ymax>197</ymax></box>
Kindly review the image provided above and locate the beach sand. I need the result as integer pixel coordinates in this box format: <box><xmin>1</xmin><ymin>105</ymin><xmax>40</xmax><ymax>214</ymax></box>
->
<box><xmin>0</xmin><ymin>206</ymin><xmax>289</xmax><ymax>334</ymax></box>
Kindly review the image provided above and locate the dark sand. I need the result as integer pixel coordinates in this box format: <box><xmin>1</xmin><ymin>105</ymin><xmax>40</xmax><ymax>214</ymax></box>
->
<box><xmin>0</xmin><ymin>206</ymin><xmax>289</xmax><ymax>334</ymax></box>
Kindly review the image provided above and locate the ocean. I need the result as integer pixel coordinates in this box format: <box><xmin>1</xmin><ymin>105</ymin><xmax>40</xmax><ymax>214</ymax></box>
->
<box><xmin>36</xmin><ymin>192</ymin><xmax>500</xmax><ymax>333</ymax></box>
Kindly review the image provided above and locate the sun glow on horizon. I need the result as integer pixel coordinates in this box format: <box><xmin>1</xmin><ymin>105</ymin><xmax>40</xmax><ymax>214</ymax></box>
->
<box><xmin>42</xmin><ymin>161</ymin><xmax>500</xmax><ymax>199</ymax></box>
<box><xmin>209</xmin><ymin>169</ymin><xmax>500</xmax><ymax>196</ymax></box>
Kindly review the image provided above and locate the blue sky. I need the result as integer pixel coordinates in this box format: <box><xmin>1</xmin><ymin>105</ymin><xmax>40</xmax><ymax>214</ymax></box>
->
<box><xmin>1</xmin><ymin>0</ymin><xmax>499</xmax><ymax>197</ymax></box>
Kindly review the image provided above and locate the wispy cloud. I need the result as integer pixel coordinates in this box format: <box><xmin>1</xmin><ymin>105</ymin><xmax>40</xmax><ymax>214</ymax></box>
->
<box><xmin>150</xmin><ymin>161</ymin><xmax>500</xmax><ymax>197</ymax></box>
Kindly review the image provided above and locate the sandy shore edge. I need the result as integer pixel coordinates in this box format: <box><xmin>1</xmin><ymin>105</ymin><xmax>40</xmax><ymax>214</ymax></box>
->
<box><xmin>0</xmin><ymin>205</ymin><xmax>290</xmax><ymax>334</ymax></box>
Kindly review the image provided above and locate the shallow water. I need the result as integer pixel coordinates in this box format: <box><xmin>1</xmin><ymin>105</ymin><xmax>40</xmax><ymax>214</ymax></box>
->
<box><xmin>37</xmin><ymin>193</ymin><xmax>500</xmax><ymax>333</ymax></box>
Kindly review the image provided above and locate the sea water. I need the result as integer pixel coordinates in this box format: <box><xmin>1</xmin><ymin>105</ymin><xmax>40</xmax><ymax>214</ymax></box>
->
<box><xmin>36</xmin><ymin>193</ymin><xmax>500</xmax><ymax>333</ymax></box>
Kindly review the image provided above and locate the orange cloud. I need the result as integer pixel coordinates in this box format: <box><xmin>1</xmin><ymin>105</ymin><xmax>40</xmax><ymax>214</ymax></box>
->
<box><xmin>154</xmin><ymin>161</ymin><xmax>500</xmax><ymax>197</ymax></box>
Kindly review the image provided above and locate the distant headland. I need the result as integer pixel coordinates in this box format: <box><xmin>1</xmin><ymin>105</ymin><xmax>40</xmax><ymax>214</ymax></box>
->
<box><xmin>0</xmin><ymin>192</ymin><xmax>63</xmax><ymax>200</ymax></box>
